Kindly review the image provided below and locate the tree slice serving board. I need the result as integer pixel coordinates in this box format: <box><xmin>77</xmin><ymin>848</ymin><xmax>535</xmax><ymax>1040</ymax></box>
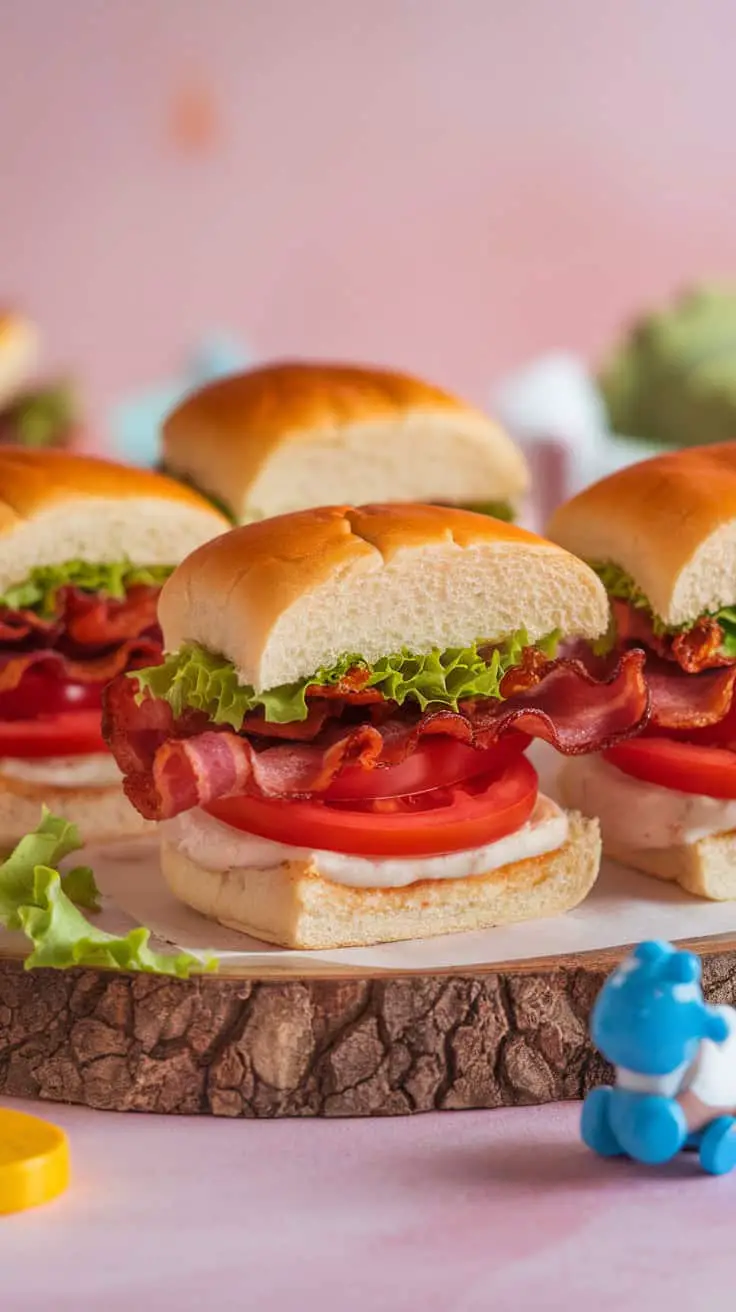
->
<box><xmin>3</xmin><ymin>848</ymin><xmax>736</xmax><ymax>1119</ymax></box>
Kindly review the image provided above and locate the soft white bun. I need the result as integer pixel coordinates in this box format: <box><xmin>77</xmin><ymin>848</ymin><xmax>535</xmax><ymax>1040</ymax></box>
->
<box><xmin>162</xmin><ymin>360</ymin><xmax>529</xmax><ymax>521</ymax></box>
<box><xmin>159</xmin><ymin>503</ymin><xmax>610</xmax><ymax>692</ymax></box>
<box><xmin>0</xmin><ymin>312</ymin><xmax>39</xmax><ymax>411</ymax></box>
<box><xmin>160</xmin><ymin>812</ymin><xmax>600</xmax><ymax>949</ymax></box>
<box><xmin>547</xmin><ymin>442</ymin><xmax>736</xmax><ymax>626</ymax></box>
<box><xmin>591</xmin><ymin>832</ymin><xmax>736</xmax><ymax>901</ymax></box>
<box><xmin>0</xmin><ymin>774</ymin><xmax>152</xmax><ymax>849</ymax></box>
<box><xmin>0</xmin><ymin>449</ymin><xmax>230</xmax><ymax>594</ymax></box>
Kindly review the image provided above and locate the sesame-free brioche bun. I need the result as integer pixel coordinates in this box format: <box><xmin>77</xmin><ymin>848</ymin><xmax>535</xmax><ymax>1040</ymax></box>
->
<box><xmin>0</xmin><ymin>449</ymin><xmax>230</xmax><ymax>594</ymax></box>
<box><xmin>547</xmin><ymin>442</ymin><xmax>736</xmax><ymax>626</ymax></box>
<box><xmin>162</xmin><ymin>360</ymin><xmax>529</xmax><ymax>522</ymax></box>
<box><xmin>0</xmin><ymin>311</ymin><xmax>39</xmax><ymax>411</ymax></box>
<box><xmin>158</xmin><ymin>503</ymin><xmax>610</xmax><ymax>692</ymax></box>
<box><xmin>160</xmin><ymin>812</ymin><xmax>600</xmax><ymax>949</ymax></box>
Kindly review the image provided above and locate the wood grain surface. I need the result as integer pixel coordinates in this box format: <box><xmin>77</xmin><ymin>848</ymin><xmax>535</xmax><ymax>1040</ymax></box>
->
<box><xmin>2</xmin><ymin>935</ymin><xmax>735</xmax><ymax>1118</ymax></box>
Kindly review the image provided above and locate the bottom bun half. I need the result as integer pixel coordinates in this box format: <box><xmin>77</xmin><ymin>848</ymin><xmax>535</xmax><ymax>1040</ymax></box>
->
<box><xmin>160</xmin><ymin>811</ymin><xmax>600</xmax><ymax>950</ymax></box>
<box><xmin>593</xmin><ymin>835</ymin><xmax>736</xmax><ymax>902</ymax></box>
<box><xmin>0</xmin><ymin>773</ymin><xmax>153</xmax><ymax>849</ymax></box>
<box><xmin>559</xmin><ymin>757</ymin><xmax>736</xmax><ymax>902</ymax></box>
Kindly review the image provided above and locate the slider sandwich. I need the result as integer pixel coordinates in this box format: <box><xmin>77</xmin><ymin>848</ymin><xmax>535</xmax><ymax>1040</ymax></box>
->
<box><xmin>548</xmin><ymin>443</ymin><xmax>736</xmax><ymax>899</ymax></box>
<box><xmin>161</xmin><ymin>360</ymin><xmax>529</xmax><ymax>523</ymax></box>
<box><xmin>103</xmin><ymin>505</ymin><xmax>648</xmax><ymax>949</ymax></box>
<box><xmin>0</xmin><ymin>450</ymin><xmax>228</xmax><ymax>845</ymax></box>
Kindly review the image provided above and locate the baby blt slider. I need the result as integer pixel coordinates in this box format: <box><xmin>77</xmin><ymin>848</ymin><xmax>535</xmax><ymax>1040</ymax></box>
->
<box><xmin>103</xmin><ymin>504</ymin><xmax>649</xmax><ymax>949</ymax></box>
<box><xmin>0</xmin><ymin>449</ymin><xmax>229</xmax><ymax>846</ymax></box>
<box><xmin>548</xmin><ymin>442</ymin><xmax>736</xmax><ymax>900</ymax></box>
<box><xmin>159</xmin><ymin>360</ymin><xmax>529</xmax><ymax>524</ymax></box>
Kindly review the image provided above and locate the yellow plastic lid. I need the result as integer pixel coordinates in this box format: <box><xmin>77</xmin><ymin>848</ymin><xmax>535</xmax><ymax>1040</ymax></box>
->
<box><xmin>0</xmin><ymin>1108</ymin><xmax>70</xmax><ymax>1214</ymax></box>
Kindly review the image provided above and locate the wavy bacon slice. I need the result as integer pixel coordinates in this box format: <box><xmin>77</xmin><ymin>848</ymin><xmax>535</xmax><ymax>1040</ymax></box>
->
<box><xmin>63</xmin><ymin>585</ymin><xmax>160</xmax><ymax>646</ymax></box>
<box><xmin>0</xmin><ymin>585</ymin><xmax>161</xmax><ymax>651</ymax></box>
<box><xmin>0</xmin><ymin>636</ymin><xmax>162</xmax><ymax>692</ymax></box>
<box><xmin>0</xmin><ymin>609</ymin><xmax>61</xmax><ymax>642</ymax></box>
<box><xmin>612</xmin><ymin>599</ymin><xmax>734</xmax><ymax>674</ymax></box>
<box><xmin>646</xmin><ymin>659</ymin><xmax>736</xmax><ymax>729</ymax></box>
<box><xmin>103</xmin><ymin>650</ymin><xmax>650</xmax><ymax>821</ymax></box>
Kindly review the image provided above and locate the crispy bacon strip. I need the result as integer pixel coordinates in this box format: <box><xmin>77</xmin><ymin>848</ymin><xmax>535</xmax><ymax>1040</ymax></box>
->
<box><xmin>103</xmin><ymin>651</ymin><xmax>650</xmax><ymax>821</ymax></box>
<box><xmin>305</xmin><ymin>666</ymin><xmax>383</xmax><ymax>704</ymax></box>
<box><xmin>0</xmin><ymin>609</ymin><xmax>59</xmax><ymax>642</ymax></box>
<box><xmin>671</xmin><ymin>619</ymin><xmax>729</xmax><ymax>674</ymax></box>
<box><xmin>0</xmin><ymin>585</ymin><xmax>161</xmax><ymax>651</ymax></box>
<box><xmin>612</xmin><ymin>599</ymin><xmax>734</xmax><ymax>674</ymax></box>
<box><xmin>646</xmin><ymin>660</ymin><xmax>736</xmax><ymax>729</ymax></box>
<box><xmin>0</xmin><ymin>637</ymin><xmax>161</xmax><ymax>692</ymax></box>
<box><xmin>63</xmin><ymin>586</ymin><xmax>160</xmax><ymax>646</ymax></box>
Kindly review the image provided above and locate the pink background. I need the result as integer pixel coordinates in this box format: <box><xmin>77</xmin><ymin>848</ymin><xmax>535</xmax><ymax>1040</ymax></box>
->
<box><xmin>4</xmin><ymin>0</ymin><xmax>736</xmax><ymax>435</ymax></box>
<box><xmin>4</xmin><ymin>1095</ymin><xmax>735</xmax><ymax>1310</ymax></box>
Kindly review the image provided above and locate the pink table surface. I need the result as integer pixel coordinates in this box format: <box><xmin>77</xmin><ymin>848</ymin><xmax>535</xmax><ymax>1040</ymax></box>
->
<box><xmin>2</xmin><ymin>1096</ymin><xmax>733</xmax><ymax>1310</ymax></box>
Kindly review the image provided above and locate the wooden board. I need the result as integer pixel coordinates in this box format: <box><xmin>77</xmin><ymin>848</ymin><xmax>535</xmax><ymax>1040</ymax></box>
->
<box><xmin>3</xmin><ymin>933</ymin><xmax>736</xmax><ymax>1118</ymax></box>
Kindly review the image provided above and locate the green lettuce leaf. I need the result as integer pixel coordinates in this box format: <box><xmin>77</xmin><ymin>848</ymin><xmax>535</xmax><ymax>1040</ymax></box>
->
<box><xmin>0</xmin><ymin>810</ymin><xmax>215</xmax><ymax>976</ymax></box>
<box><xmin>133</xmin><ymin>630</ymin><xmax>560</xmax><ymax>729</ymax></box>
<box><xmin>456</xmin><ymin>500</ymin><xmax>515</xmax><ymax>522</ymax></box>
<box><xmin>592</xmin><ymin>561</ymin><xmax>736</xmax><ymax>654</ymax></box>
<box><xmin>431</xmin><ymin>500</ymin><xmax>515</xmax><ymax>522</ymax></box>
<box><xmin>3</xmin><ymin>380</ymin><xmax>78</xmax><ymax>449</ymax></box>
<box><xmin>1</xmin><ymin>561</ymin><xmax>173</xmax><ymax>617</ymax></box>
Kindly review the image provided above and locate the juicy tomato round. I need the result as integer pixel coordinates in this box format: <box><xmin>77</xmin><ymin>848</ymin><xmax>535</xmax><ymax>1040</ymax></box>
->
<box><xmin>323</xmin><ymin>732</ymin><xmax>531</xmax><ymax>801</ymax></box>
<box><xmin>604</xmin><ymin>738</ymin><xmax>736</xmax><ymax>799</ymax></box>
<box><xmin>205</xmin><ymin>755</ymin><xmax>539</xmax><ymax>858</ymax></box>
<box><xmin>0</xmin><ymin>670</ymin><xmax>104</xmax><ymax>721</ymax></box>
<box><xmin>0</xmin><ymin>711</ymin><xmax>108</xmax><ymax>758</ymax></box>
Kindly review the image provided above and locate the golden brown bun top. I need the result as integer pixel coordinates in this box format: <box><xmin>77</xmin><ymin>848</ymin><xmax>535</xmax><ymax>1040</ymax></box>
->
<box><xmin>547</xmin><ymin>442</ymin><xmax>736</xmax><ymax>624</ymax></box>
<box><xmin>0</xmin><ymin>448</ymin><xmax>229</xmax><ymax>538</ymax></box>
<box><xmin>167</xmin><ymin>500</ymin><xmax>548</xmax><ymax>593</ymax></box>
<box><xmin>160</xmin><ymin>503</ymin><xmax>608</xmax><ymax>691</ymax></box>
<box><xmin>161</xmin><ymin>359</ymin><xmax>528</xmax><ymax>518</ymax></box>
<box><xmin>165</xmin><ymin>359</ymin><xmax>488</xmax><ymax>444</ymax></box>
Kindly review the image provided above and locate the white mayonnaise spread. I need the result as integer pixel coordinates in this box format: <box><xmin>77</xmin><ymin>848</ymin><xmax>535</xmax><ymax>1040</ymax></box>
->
<box><xmin>0</xmin><ymin>754</ymin><xmax>122</xmax><ymax>789</ymax></box>
<box><xmin>161</xmin><ymin>793</ymin><xmax>569</xmax><ymax>890</ymax></box>
<box><xmin>563</xmin><ymin>754</ymin><xmax>736</xmax><ymax>848</ymax></box>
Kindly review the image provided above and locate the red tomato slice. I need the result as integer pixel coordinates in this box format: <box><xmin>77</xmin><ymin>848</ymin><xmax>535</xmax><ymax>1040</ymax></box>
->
<box><xmin>0</xmin><ymin>669</ymin><xmax>104</xmax><ymax>721</ymax></box>
<box><xmin>324</xmin><ymin>732</ymin><xmax>531</xmax><ymax>801</ymax></box>
<box><xmin>206</xmin><ymin>755</ymin><xmax>539</xmax><ymax>857</ymax></box>
<box><xmin>604</xmin><ymin>738</ymin><xmax>736</xmax><ymax>799</ymax></box>
<box><xmin>0</xmin><ymin>711</ymin><xmax>108</xmax><ymax>758</ymax></box>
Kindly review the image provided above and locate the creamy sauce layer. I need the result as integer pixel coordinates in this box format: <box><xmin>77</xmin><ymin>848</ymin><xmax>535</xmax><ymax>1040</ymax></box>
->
<box><xmin>0</xmin><ymin>754</ymin><xmax>122</xmax><ymax>789</ymax></box>
<box><xmin>563</xmin><ymin>755</ymin><xmax>736</xmax><ymax>848</ymax></box>
<box><xmin>162</xmin><ymin>794</ymin><xmax>569</xmax><ymax>890</ymax></box>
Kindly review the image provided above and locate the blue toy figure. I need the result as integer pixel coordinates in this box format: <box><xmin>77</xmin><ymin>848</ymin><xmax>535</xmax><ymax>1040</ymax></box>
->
<box><xmin>581</xmin><ymin>940</ymin><xmax>736</xmax><ymax>1175</ymax></box>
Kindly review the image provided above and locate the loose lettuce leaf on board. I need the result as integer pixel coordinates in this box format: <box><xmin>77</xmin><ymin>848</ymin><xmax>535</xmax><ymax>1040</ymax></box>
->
<box><xmin>0</xmin><ymin>810</ymin><xmax>215</xmax><ymax>976</ymax></box>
